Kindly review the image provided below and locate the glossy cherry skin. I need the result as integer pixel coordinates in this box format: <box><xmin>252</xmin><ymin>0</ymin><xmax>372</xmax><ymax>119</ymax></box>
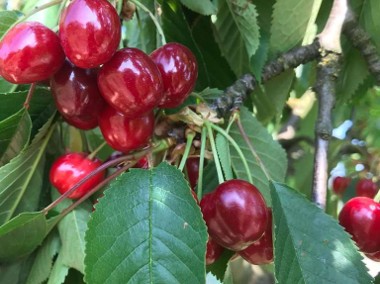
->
<box><xmin>186</xmin><ymin>157</ymin><xmax>200</xmax><ymax>190</ymax></box>
<box><xmin>332</xmin><ymin>176</ymin><xmax>351</xmax><ymax>196</ymax></box>
<box><xmin>59</xmin><ymin>0</ymin><xmax>121</xmax><ymax>68</ymax></box>
<box><xmin>339</xmin><ymin>197</ymin><xmax>380</xmax><ymax>253</ymax></box>
<box><xmin>238</xmin><ymin>210</ymin><xmax>273</xmax><ymax>265</ymax></box>
<box><xmin>98</xmin><ymin>105</ymin><xmax>155</xmax><ymax>153</ymax></box>
<box><xmin>50</xmin><ymin>153</ymin><xmax>105</xmax><ymax>199</ymax></box>
<box><xmin>50</xmin><ymin>60</ymin><xmax>105</xmax><ymax>129</ymax></box>
<box><xmin>206</xmin><ymin>237</ymin><xmax>224</xmax><ymax>265</ymax></box>
<box><xmin>0</xmin><ymin>22</ymin><xmax>65</xmax><ymax>84</ymax></box>
<box><xmin>200</xmin><ymin>179</ymin><xmax>268</xmax><ymax>251</ymax></box>
<box><xmin>356</xmin><ymin>179</ymin><xmax>378</xmax><ymax>198</ymax></box>
<box><xmin>150</xmin><ymin>43</ymin><xmax>198</xmax><ymax>108</ymax></box>
<box><xmin>98</xmin><ymin>48</ymin><xmax>164</xmax><ymax>118</ymax></box>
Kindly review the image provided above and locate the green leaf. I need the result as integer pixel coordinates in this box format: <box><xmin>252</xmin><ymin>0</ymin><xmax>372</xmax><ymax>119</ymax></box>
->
<box><xmin>213</xmin><ymin>0</ymin><xmax>260</xmax><ymax>76</ymax></box>
<box><xmin>206</xmin><ymin>250</ymin><xmax>234</xmax><ymax>281</ymax></box>
<box><xmin>229</xmin><ymin>107</ymin><xmax>287</xmax><ymax>205</ymax></box>
<box><xmin>0</xmin><ymin>10</ymin><xmax>19</xmax><ymax>39</ymax></box>
<box><xmin>0</xmin><ymin>115</ymin><xmax>56</xmax><ymax>224</ymax></box>
<box><xmin>160</xmin><ymin>0</ymin><xmax>210</xmax><ymax>90</ymax></box>
<box><xmin>86</xmin><ymin>128</ymin><xmax>115</xmax><ymax>161</ymax></box>
<box><xmin>216</xmin><ymin>134</ymin><xmax>233</xmax><ymax>180</ymax></box>
<box><xmin>26</xmin><ymin>231</ymin><xmax>61</xmax><ymax>284</ymax></box>
<box><xmin>271</xmin><ymin>182</ymin><xmax>373</xmax><ymax>284</ymax></box>
<box><xmin>0</xmin><ymin>77</ymin><xmax>17</xmax><ymax>93</ymax></box>
<box><xmin>179</xmin><ymin>0</ymin><xmax>217</xmax><ymax>15</ymax></box>
<box><xmin>24</xmin><ymin>0</ymin><xmax>59</xmax><ymax>29</ymax></box>
<box><xmin>85</xmin><ymin>163</ymin><xmax>208</xmax><ymax>283</ymax></box>
<box><xmin>355</xmin><ymin>0</ymin><xmax>380</xmax><ymax>50</ymax></box>
<box><xmin>47</xmin><ymin>253</ymin><xmax>70</xmax><ymax>284</ymax></box>
<box><xmin>0</xmin><ymin>109</ymin><xmax>32</xmax><ymax>166</ymax></box>
<box><xmin>0</xmin><ymin>212</ymin><xmax>46</xmax><ymax>262</ymax></box>
<box><xmin>269</xmin><ymin>0</ymin><xmax>316</xmax><ymax>55</ymax></box>
<box><xmin>197</xmin><ymin>160</ymin><xmax>219</xmax><ymax>196</ymax></box>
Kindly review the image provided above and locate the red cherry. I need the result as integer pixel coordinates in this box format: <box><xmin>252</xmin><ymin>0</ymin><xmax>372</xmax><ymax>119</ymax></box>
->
<box><xmin>0</xmin><ymin>22</ymin><xmax>65</xmax><ymax>84</ymax></box>
<box><xmin>50</xmin><ymin>60</ymin><xmax>105</xmax><ymax>129</ymax></box>
<box><xmin>150</xmin><ymin>43</ymin><xmax>198</xmax><ymax>108</ymax></box>
<box><xmin>50</xmin><ymin>153</ymin><xmax>105</xmax><ymax>199</ymax></box>
<box><xmin>185</xmin><ymin>157</ymin><xmax>199</xmax><ymax>190</ymax></box>
<box><xmin>206</xmin><ymin>237</ymin><xmax>224</xmax><ymax>265</ymax></box>
<box><xmin>98</xmin><ymin>48</ymin><xmax>164</xmax><ymax>118</ymax></box>
<box><xmin>200</xmin><ymin>179</ymin><xmax>268</xmax><ymax>251</ymax></box>
<box><xmin>356</xmin><ymin>179</ymin><xmax>378</xmax><ymax>198</ymax></box>
<box><xmin>238</xmin><ymin>209</ymin><xmax>273</xmax><ymax>265</ymax></box>
<box><xmin>332</xmin><ymin>176</ymin><xmax>351</xmax><ymax>196</ymax></box>
<box><xmin>338</xmin><ymin>197</ymin><xmax>380</xmax><ymax>253</ymax></box>
<box><xmin>98</xmin><ymin>105</ymin><xmax>154</xmax><ymax>153</ymax></box>
<box><xmin>59</xmin><ymin>0</ymin><xmax>121</xmax><ymax>68</ymax></box>
<box><xmin>365</xmin><ymin>251</ymin><xmax>380</xmax><ymax>262</ymax></box>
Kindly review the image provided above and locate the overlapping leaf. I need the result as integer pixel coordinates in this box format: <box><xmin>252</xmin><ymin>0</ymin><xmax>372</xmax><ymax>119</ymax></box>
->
<box><xmin>271</xmin><ymin>182</ymin><xmax>373</xmax><ymax>283</ymax></box>
<box><xmin>0</xmin><ymin>10</ymin><xmax>19</xmax><ymax>39</ymax></box>
<box><xmin>216</xmin><ymin>134</ymin><xmax>233</xmax><ymax>180</ymax></box>
<box><xmin>179</xmin><ymin>0</ymin><xmax>217</xmax><ymax>15</ymax></box>
<box><xmin>85</xmin><ymin>163</ymin><xmax>208</xmax><ymax>284</ymax></box>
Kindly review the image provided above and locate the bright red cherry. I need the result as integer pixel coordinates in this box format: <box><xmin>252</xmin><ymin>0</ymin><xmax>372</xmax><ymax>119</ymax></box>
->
<box><xmin>136</xmin><ymin>156</ymin><xmax>149</xmax><ymax>169</ymax></box>
<box><xmin>339</xmin><ymin>197</ymin><xmax>380</xmax><ymax>253</ymax></box>
<box><xmin>238</xmin><ymin>209</ymin><xmax>273</xmax><ymax>265</ymax></box>
<box><xmin>50</xmin><ymin>60</ymin><xmax>105</xmax><ymax>129</ymax></box>
<box><xmin>59</xmin><ymin>0</ymin><xmax>121</xmax><ymax>68</ymax></box>
<box><xmin>98</xmin><ymin>48</ymin><xmax>164</xmax><ymax>118</ymax></box>
<box><xmin>206</xmin><ymin>237</ymin><xmax>224</xmax><ymax>265</ymax></box>
<box><xmin>0</xmin><ymin>22</ymin><xmax>65</xmax><ymax>84</ymax></box>
<box><xmin>186</xmin><ymin>157</ymin><xmax>200</xmax><ymax>190</ymax></box>
<box><xmin>332</xmin><ymin>176</ymin><xmax>351</xmax><ymax>196</ymax></box>
<box><xmin>98</xmin><ymin>105</ymin><xmax>155</xmax><ymax>153</ymax></box>
<box><xmin>356</xmin><ymin>179</ymin><xmax>378</xmax><ymax>198</ymax></box>
<box><xmin>50</xmin><ymin>152</ymin><xmax>105</xmax><ymax>199</ymax></box>
<box><xmin>150</xmin><ymin>43</ymin><xmax>198</xmax><ymax>108</ymax></box>
<box><xmin>200</xmin><ymin>179</ymin><xmax>268</xmax><ymax>251</ymax></box>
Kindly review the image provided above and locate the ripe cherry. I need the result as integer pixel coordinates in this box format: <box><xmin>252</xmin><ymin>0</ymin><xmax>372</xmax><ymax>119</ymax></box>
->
<box><xmin>365</xmin><ymin>251</ymin><xmax>380</xmax><ymax>262</ymax></box>
<box><xmin>98</xmin><ymin>48</ymin><xmax>164</xmax><ymax>118</ymax></box>
<box><xmin>332</xmin><ymin>176</ymin><xmax>351</xmax><ymax>196</ymax></box>
<box><xmin>0</xmin><ymin>22</ymin><xmax>65</xmax><ymax>84</ymax></box>
<box><xmin>186</xmin><ymin>157</ymin><xmax>200</xmax><ymax>190</ymax></box>
<box><xmin>50</xmin><ymin>60</ymin><xmax>105</xmax><ymax>129</ymax></box>
<box><xmin>136</xmin><ymin>156</ymin><xmax>149</xmax><ymax>169</ymax></box>
<box><xmin>356</xmin><ymin>179</ymin><xmax>378</xmax><ymax>198</ymax></box>
<box><xmin>338</xmin><ymin>197</ymin><xmax>380</xmax><ymax>253</ymax></box>
<box><xmin>59</xmin><ymin>0</ymin><xmax>121</xmax><ymax>68</ymax></box>
<box><xmin>206</xmin><ymin>237</ymin><xmax>224</xmax><ymax>265</ymax></box>
<box><xmin>200</xmin><ymin>179</ymin><xmax>268</xmax><ymax>251</ymax></box>
<box><xmin>150</xmin><ymin>43</ymin><xmax>198</xmax><ymax>108</ymax></box>
<box><xmin>238</xmin><ymin>209</ymin><xmax>273</xmax><ymax>265</ymax></box>
<box><xmin>50</xmin><ymin>152</ymin><xmax>105</xmax><ymax>199</ymax></box>
<box><xmin>98</xmin><ymin>105</ymin><xmax>155</xmax><ymax>153</ymax></box>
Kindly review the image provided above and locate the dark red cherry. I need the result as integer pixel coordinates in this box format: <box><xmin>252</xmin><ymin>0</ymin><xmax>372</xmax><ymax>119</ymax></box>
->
<box><xmin>50</xmin><ymin>60</ymin><xmax>105</xmax><ymax>129</ymax></box>
<box><xmin>98</xmin><ymin>48</ymin><xmax>164</xmax><ymax>118</ymax></box>
<box><xmin>200</xmin><ymin>179</ymin><xmax>268</xmax><ymax>251</ymax></box>
<box><xmin>206</xmin><ymin>237</ymin><xmax>224</xmax><ymax>265</ymax></box>
<box><xmin>332</xmin><ymin>176</ymin><xmax>351</xmax><ymax>196</ymax></box>
<box><xmin>98</xmin><ymin>105</ymin><xmax>155</xmax><ymax>153</ymax></box>
<box><xmin>150</xmin><ymin>43</ymin><xmax>198</xmax><ymax>108</ymax></box>
<box><xmin>365</xmin><ymin>251</ymin><xmax>380</xmax><ymax>262</ymax></box>
<box><xmin>50</xmin><ymin>152</ymin><xmax>105</xmax><ymax>199</ymax></box>
<box><xmin>0</xmin><ymin>22</ymin><xmax>65</xmax><ymax>84</ymax></box>
<box><xmin>356</xmin><ymin>179</ymin><xmax>378</xmax><ymax>198</ymax></box>
<box><xmin>238</xmin><ymin>209</ymin><xmax>273</xmax><ymax>265</ymax></box>
<box><xmin>339</xmin><ymin>197</ymin><xmax>380</xmax><ymax>253</ymax></box>
<box><xmin>186</xmin><ymin>157</ymin><xmax>200</xmax><ymax>190</ymax></box>
<box><xmin>59</xmin><ymin>0</ymin><xmax>121</xmax><ymax>68</ymax></box>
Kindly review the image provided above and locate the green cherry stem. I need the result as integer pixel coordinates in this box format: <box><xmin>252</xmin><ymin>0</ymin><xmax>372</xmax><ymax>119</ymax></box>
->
<box><xmin>197</xmin><ymin>126</ymin><xmax>208</xmax><ymax>200</ymax></box>
<box><xmin>130</xmin><ymin>0</ymin><xmax>167</xmax><ymax>45</ymax></box>
<box><xmin>178</xmin><ymin>131</ymin><xmax>195</xmax><ymax>172</ymax></box>
<box><xmin>87</xmin><ymin>141</ymin><xmax>108</xmax><ymax>160</ymax></box>
<box><xmin>209</xmin><ymin>122</ymin><xmax>253</xmax><ymax>184</ymax></box>
<box><xmin>205</xmin><ymin>122</ymin><xmax>224</xmax><ymax>184</ymax></box>
<box><xmin>235</xmin><ymin>116</ymin><xmax>272</xmax><ymax>181</ymax></box>
<box><xmin>374</xmin><ymin>190</ymin><xmax>380</xmax><ymax>203</ymax></box>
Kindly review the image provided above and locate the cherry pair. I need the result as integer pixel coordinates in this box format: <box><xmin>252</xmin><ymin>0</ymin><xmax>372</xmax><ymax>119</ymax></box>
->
<box><xmin>332</xmin><ymin>176</ymin><xmax>378</xmax><ymax>198</ymax></box>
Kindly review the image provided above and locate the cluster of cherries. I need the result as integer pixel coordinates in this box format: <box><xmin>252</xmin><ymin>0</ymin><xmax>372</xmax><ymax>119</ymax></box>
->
<box><xmin>186</xmin><ymin>158</ymin><xmax>273</xmax><ymax>266</ymax></box>
<box><xmin>332</xmin><ymin>176</ymin><xmax>380</xmax><ymax>262</ymax></box>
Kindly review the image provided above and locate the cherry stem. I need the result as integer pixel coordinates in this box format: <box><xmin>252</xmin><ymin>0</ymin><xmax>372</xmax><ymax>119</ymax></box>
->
<box><xmin>130</xmin><ymin>0</ymin><xmax>167</xmax><ymax>45</ymax></box>
<box><xmin>235</xmin><ymin>115</ymin><xmax>272</xmax><ymax>181</ymax></box>
<box><xmin>178</xmin><ymin>131</ymin><xmax>195</xmax><ymax>171</ymax></box>
<box><xmin>197</xmin><ymin>126</ymin><xmax>208</xmax><ymax>200</ymax></box>
<box><xmin>209</xmin><ymin>122</ymin><xmax>253</xmax><ymax>184</ymax></box>
<box><xmin>226</xmin><ymin>111</ymin><xmax>238</xmax><ymax>133</ymax></box>
<box><xmin>88</xmin><ymin>141</ymin><xmax>107</xmax><ymax>160</ymax></box>
<box><xmin>374</xmin><ymin>190</ymin><xmax>380</xmax><ymax>203</ymax></box>
<box><xmin>205</xmin><ymin>122</ymin><xmax>224</xmax><ymax>184</ymax></box>
<box><xmin>23</xmin><ymin>83</ymin><xmax>36</xmax><ymax>109</ymax></box>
